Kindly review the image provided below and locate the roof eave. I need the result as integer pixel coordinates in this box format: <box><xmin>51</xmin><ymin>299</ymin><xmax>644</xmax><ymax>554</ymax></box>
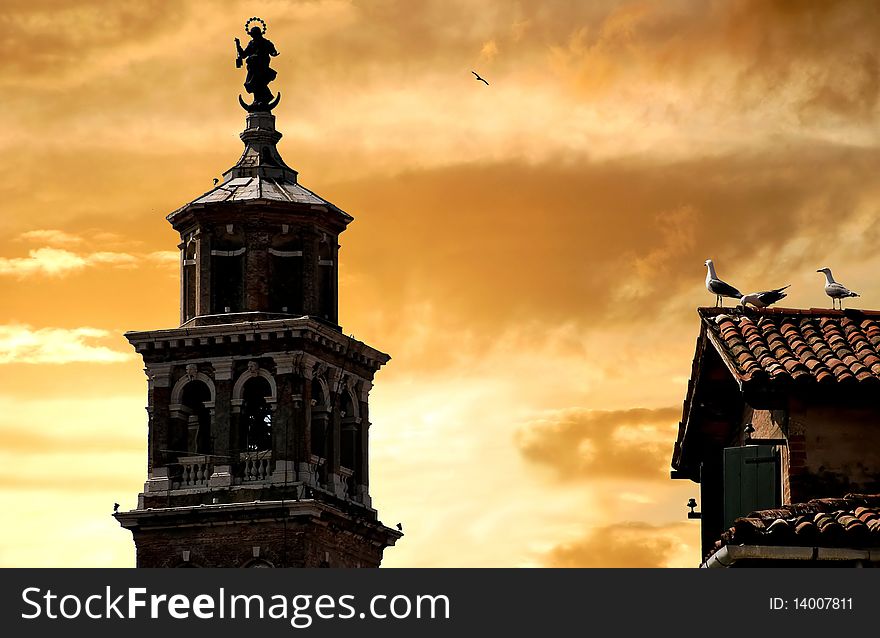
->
<box><xmin>702</xmin><ymin>544</ymin><xmax>880</xmax><ymax>567</ymax></box>
<box><xmin>166</xmin><ymin>198</ymin><xmax>353</xmax><ymax>229</ymax></box>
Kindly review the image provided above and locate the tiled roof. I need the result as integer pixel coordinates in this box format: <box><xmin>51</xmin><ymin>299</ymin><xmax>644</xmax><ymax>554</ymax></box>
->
<box><xmin>167</xmin><ymin>176</ymin><xmax>348</xmax><ymax>220</ymax></box>
<box><xmin>700</xmin><ymin>307</ymin><xmax>880</xmax><ymax>387</ymax></box>
<box><xmin>714</xmin><ymin>494</ymin><xmax>880</xmax><ymax>554</ymax></box>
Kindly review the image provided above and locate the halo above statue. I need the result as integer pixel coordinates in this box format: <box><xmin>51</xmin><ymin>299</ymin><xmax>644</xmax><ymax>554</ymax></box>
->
<box><xmin>245</xmin><ymin>17</ymin><xmax>267</xmax><ymax>35</ymax></box>
<box><xmin>234</xmin><ymin>17</ymin><xmax>281</xmax><ymax>112</ymax></box>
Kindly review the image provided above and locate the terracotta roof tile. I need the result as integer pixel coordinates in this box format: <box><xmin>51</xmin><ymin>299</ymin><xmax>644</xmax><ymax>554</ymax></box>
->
<box><xmin>714</xmin><ymin>494</ymin><xmax>880</xmax><ymax>554</ymax></box>
<box><xmin>700</xmin><ymin>307</ymin><xmax>880</xmax><ymax>387</ymax></box>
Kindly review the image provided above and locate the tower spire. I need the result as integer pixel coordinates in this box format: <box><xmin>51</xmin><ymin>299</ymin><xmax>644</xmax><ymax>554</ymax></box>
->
<box><xmin>223</xmin><ymin>112</ymin><xmax>298</xmax><ymax>183</ymax></box>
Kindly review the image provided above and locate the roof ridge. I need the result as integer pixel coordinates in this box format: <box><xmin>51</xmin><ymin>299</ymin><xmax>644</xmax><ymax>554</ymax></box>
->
<box><xmin>699</xmin><ymin>306</ymin><xmax>879</xmax><ymax>317</ymax></box>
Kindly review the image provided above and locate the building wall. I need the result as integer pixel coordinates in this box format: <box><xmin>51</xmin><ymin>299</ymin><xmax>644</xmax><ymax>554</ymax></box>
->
<box><xmin>790</xmin><ymin>400</ymin><xmax>880</xmax><ymax>503</ymax></box>
<box><xmin>131</xmin><ymin>519</ymin><xmax>385</xmax><ymax>568</ymax></box>
<box><xmin>747</xmin><ymin>401</ymin><xmax>880</xmax><ymax>505</ymax></box>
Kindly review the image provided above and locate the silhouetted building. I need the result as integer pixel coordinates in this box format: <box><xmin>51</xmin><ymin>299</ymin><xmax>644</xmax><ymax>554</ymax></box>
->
<box><xmin>672</xmin><ymin>307</ymin><xmax>880</xmax><ymax>567</ymax></box>
<box><xmin>114</xmin><ymin>108</ymin><xmax>401</xmax><ymax>567</ymax></box>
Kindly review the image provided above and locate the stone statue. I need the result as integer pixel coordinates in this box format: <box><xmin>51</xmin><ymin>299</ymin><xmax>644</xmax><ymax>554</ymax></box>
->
<box><xmin>235</xmin><ymin>17</ymin><xmax>281</xmax><ymax>112</ymax></box>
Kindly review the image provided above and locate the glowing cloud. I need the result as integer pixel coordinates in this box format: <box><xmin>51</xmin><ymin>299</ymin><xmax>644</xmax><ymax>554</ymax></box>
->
<box><xmin>16</xmin><ymin>229</ymin><xmax>84</xmax><ymax>246</ymax></box>
<box><xmin>0</xmin><ymin>248</ymin><xmax>87</xmax><ymax>277</ymax></box>
<box><xmin>0</xmin><ymin>247</ymin><xmax>176</xmax><ymax>278</ymax></box>
<box><xmin>542</xmin><ymin>522</ymin><xmax>693</xmax><ymax>568</ymax></box>
<box><xmin>0</xmin><ymin>325</ymin><xmax>131</xmax><ymax>364</ymax></box>
<box><xmin>480</xmin><ymin>39</ymin><xmax>499</xmax><ymax>62</ymax></box>
<box><xmin>515</xmin><ymin>407</ymin><xmax>680</xmax><ymax>481</ymax></box>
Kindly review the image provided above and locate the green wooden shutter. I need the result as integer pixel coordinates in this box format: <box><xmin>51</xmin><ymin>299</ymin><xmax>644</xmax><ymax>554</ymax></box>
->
<box><xmin>723</xmin><ymin>445</ymin><xmax>779</xmax><ymax>530</ymax></box>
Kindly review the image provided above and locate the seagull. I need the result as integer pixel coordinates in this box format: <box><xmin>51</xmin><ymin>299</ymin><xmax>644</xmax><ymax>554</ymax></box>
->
<box><xmin>817</xmin><ymin>267</ymin><xmax>859</xmax><ymax>309</ymax></box>
<box><xmin>213</xmin><ymin>178</ymin><xmax>219</xmax><ymax>185</ymax></box>
<box><xmin>740</xmin><ymin>285</ymin><xmax>791</xmax><ymax>309</ymax></box>
<box><xmin>113</xmin><ymin>502</ymin><xmax>120</xmax><ymax>513</ymax></box>
<box><xmin>705</xmin><ymin>259</ymin><xmax>742</xmax><ymax>307</ymax></box>
<box><xmin>471</xmin><ymin>70</ymin><xmax>489</xmax><ymax>86</ymax></box>
<box><xmin>396</xmin><ymin>522</ymin><xmax>403</xmax><ymax>531</ymax></box>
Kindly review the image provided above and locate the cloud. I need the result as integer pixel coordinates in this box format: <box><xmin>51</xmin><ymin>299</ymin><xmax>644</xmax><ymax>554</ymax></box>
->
<box><xmin>2</xmin><ymin>0</ymin><xmax>875</xmax><ymax>179</ymax></box>
<box><xmin>0</xmin><ymin>248</ymin><xmax>87</xmax><ymax>277</ymax></box>
<box><xmin>145</xmin><ymin>250</ymin><xmax>179</xmax><ymax>265</ymax></box>
<box><xmin>338</xmin><ymin>144</ymin><xmax>880</xmax><ymax>349</ymax></box>
<box><xmin>542</xmin><ymin>522</ymin><xmax>690</xmax><ymax>567</ymax></box>
<box><xmin>480</xmin><ymin>39</ymin><xmax>498</xmax><ymax>62</ymax></box>
<box><xmin>1</xmin><ymin>0</ymin><xmax>187</xmax><ymax>82</ymax></box>
<box><xmin>16</xmin><ymin>229</ymin><xmax>83</xmax><ymax>246</ymax></box>
<box><xmin>515</xmin><ymin>407</ymin><xmax>679</xmax><ymax>481</ymax></box>
<box><xmin>0</xmin><ymin>324</ymin><xmax>131</xmax><ymax>364</ymax></box>
<box><xmin>0</xmin><ymin>246</ymin><xmax>174</xmax><ymax>278</ymax></box>
<box><xmin>546</xmin><ymin>0</ymin><xmax>880</xmax><ymax>121</ymax></box>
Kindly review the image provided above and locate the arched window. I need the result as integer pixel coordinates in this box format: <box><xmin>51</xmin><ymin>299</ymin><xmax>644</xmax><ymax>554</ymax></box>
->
<box><xmin>340</xmin><ymin>389</ymin><xmax>359</xmax><ymax>499</ymax></box>
<box><xmin>211</xmin><ymin>229</ymin><xmax>246</xmax><ymax>314</ymax></box>
<box><xmin>241</xmin><ymin>376</ymin><xmax>273</xmax><ymax>452</ymax></box>
<box><xmin>310</xmin><ymin>378</ymin><xmax>329</xmax><ymax>462</ymax></box>
<box><xmin>180</xmin><ymin>380</ymin><xmax>212</xmax><ymax>455</ymax></box>
<box><xmin>340</xmin><ymin>390</ymin><xmax>357</xmax><ymax>471</ymax></box>
<box><xmin>269</xmin><ymin>235</ymin><xmax>303</xmax><ymax>314</ymax></box>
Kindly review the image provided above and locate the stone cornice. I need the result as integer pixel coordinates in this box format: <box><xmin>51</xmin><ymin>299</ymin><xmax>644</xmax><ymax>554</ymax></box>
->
<box><xmin>126</xmin><ymin>316</ymin><xmax>389</xmax><ymax>373</ymax></box>
<box><xmin>114</xmin><ymin>499</ymin><xmax>402</xmax><ymax>546</ymax></box>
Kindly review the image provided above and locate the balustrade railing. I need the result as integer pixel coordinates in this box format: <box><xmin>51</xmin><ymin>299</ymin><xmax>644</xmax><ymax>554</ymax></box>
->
<box><xmin>172</xmin><ymin>455</ymin><xmax>214</xmax><ymax>488</ymax></box>
<box><xmin>240</xmin><ymin>451</ymin><xmax>272</xmax><ymax>482</ymax></box>
<box><xmin>339</xmin><ymin>466</ymin><xmax>355</xmax><ymax>500</ymax></box>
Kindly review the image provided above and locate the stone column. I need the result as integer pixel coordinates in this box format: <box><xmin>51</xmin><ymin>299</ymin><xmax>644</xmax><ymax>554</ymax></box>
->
<box><xmin>145</xmin><ymin>363</ymin><xmax>172</xmax><ymax>493</ymax></box>
<box><xmin>272</xmin><ymin>354</ymin><xmax>298</xmax><ymax>483</ymax></box>
<box><xmin>331</xmin><ymin>239</ymin><xmax>340</xmax><ymax>324</ymax></box>
<box><xmin>325</xmin><ymin>369</ymin><xmax>344</xmax><ymax>497</ymax></box>
<box><xmin>208</xmin><ymin>360</ymin><xmax>234</xmax><ymax>487</ymax></box>
<box><xmin>297</xmin><ymin>354</ymin><xmax>318</xmax><ymax>485</ymax></box>
<box><xmin>178</xmin><ymin>241</ymin><xmax>186</xmax><ymax>325</ymax></box>
<box><xmin>302</xmin><ymin>231</ymin><xmax>319</xmax><ymax>316</ymax></box>
<box><xmin>195</xmin><ymin>228</ymin><xmax>211</xmax><ymax>316</ymax></box>
<box><xmin>357</xmin><ymin>381</ymin><xmax>372</xmax><ymax>507</ymax></box>
<box><xmin>245</xmin><ymin>229</ymin><xmax>270</xmax><ymax>311</ymax></box>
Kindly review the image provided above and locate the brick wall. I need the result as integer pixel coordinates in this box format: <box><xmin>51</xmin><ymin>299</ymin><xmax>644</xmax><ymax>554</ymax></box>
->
<box><xmin>745</xmin><ymin>402</ymin><xmax>880</xmax><ymax>505</ymax></box>
<box><xmin>791</xmin><ymin>400</ymin><xmax>880</xmax><ymax>502</ymax></box>
<box><xmin>132</xmin><ymin>518</ymin><xmax>386</xmax><ymax>568</ymax></box>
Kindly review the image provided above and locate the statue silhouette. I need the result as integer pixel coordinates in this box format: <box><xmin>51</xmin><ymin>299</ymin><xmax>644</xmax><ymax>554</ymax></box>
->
<box><xmin>235</xmin><ymin>21</ymin><xmax>281</xmax><ymax>111</ymax></box>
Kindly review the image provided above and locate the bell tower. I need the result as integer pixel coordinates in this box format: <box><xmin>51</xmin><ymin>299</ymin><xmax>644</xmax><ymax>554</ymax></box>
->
<box><xmin>115</xmin><ymin>20</ymin><xmax>401</xmax><ymax>567</ymax></box>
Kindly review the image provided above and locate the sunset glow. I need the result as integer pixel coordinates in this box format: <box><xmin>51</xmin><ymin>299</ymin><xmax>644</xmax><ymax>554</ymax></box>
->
<box><xmin>2</xmin><ymin>0</ymin><xmax>878</xmax><ymax>568</ymax></box>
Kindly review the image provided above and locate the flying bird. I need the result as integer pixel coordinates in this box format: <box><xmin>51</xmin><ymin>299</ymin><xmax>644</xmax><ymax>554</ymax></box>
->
<box><xmin>740</xmin><ymin>285</ymin><xmax>791</xmax><ymax>309</ymax></box>
<box><xmin>817</xmin><ymin>267</ymin><xmax>859</xmax><ymax>309</ymax></box>
<box><xmin>471</xmin><ymin>70</ymin><xmax>489</xmax><ymax>86</ymax></box>
<box><xmin>705</xmin><ymin>259</ymin><xmax>742</xmax><ymax>307</ymax></box>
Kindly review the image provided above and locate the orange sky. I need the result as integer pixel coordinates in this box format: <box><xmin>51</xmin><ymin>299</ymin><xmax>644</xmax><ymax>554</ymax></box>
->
<box><xmin>1</xmin><ymin>0</ymin><xmax>878</xmax><ymax>567</ymax></box>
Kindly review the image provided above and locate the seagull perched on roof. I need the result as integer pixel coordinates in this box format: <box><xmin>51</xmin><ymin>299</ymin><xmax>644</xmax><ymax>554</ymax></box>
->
<box><xmin>705</xmin><ymin>259</ymin><xmax>742</xmax><ymax>307</ymax></box>
<box><xmin>740</xmin><ymin>285</ymin><xmax>791</xmax><ymax>309</ymax></box>
<box><xmin>817</xmin><ymin>267</ymin><xmax>859</xmax><ymax>309</ymax></box>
